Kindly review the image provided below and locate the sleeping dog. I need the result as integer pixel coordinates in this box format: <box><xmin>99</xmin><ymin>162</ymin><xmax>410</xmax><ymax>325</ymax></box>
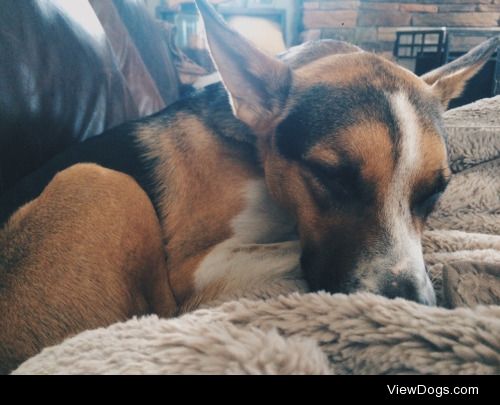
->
<box><xmin>0</xmin><ymin>0</ymin><xmax>497</xmax><ymax>373</ymax></box>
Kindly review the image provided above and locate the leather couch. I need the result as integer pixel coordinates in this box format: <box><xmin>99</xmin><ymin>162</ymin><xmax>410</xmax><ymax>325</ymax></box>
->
<box><xmin>0</xmin><ymin>0</ymin><xmax>183</xmax><ymax>195</ymax></box>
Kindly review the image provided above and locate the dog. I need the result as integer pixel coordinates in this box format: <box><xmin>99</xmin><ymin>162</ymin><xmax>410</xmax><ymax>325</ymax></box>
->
<box><xmin>0</xmin><ymin>0</ymin><xmax>497</xmax><ymax>373</ymax></box>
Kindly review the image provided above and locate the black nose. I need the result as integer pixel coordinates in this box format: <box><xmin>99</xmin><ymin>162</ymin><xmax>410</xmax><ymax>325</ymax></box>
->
<box><xmin>380</xmin><ymin>275</ymin><xmax>419</xmax><ymax>302</ymax></box>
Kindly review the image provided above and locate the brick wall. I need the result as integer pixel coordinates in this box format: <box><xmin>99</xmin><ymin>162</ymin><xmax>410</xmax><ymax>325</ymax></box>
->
<box><xmin>302</xmin><ymin>0</ymin><xmax>500</xmax><ymax>59</ymax></box>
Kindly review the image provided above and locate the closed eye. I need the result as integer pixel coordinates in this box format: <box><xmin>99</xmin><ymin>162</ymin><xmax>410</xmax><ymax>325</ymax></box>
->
<box><xmin>412</xmin><ymin>174</ymin><xmax>449</xmax><ymax>219</ymax></box>
<box><xmin>413</xmin><ymin>191</ymin><xmax>443</xmax><ymax>219</ymax></box>
<box><xmin>305</xmin><ymin>161</ymin><xmax>368</xmax><ymax>206</ymax></box>
<box><xmin>308</xmin><ymin>164</ymin><xmax>352</xmax><ymax>200</ymax></box>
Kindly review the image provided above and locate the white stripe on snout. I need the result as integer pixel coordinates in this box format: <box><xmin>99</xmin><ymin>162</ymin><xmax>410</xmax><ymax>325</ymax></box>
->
<box><xmin>385</xmin><ymin>92</ymin><xmax>435</xmax><ymax>304</ymax></box>
<box><xmin>386</xmin><ymin>91</ymin><xmax>421</xmax><ymax>236</ymax></box>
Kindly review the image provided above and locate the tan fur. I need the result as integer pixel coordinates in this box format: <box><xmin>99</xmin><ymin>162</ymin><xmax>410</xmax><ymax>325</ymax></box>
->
<box><xmin>429</xmin><ymin>70</ymin><xmax>471</xmax><ymax>108</ymax></box>
<box><xmin>413</xmin><ymin>132</ymin><xmax>451</xmax><ymax>234</ymax></box>
<box><xmin>138</xmin><ymin>116</ymin><xmax>262</xmax><ymax>303</ymax></box>
<box><xmin>306</xmin><ymin>144</ymin><xmax>341</xmax><ymax>167</ymax></box>
<box><xmin>0</xmin><ymin>164</ymin><xmax>177</xmax><ymax>374</ymax></box>
<box><xmin>263</xmin><ymin>156</ymin><xmax>319</xmax><ymax>240</ymax></box>
<box><xmin>418</xmin><ymin>131</ymin><xmax>450</xmax><ymax>183</ymax></box>
<box><xmin>310</xmin><ymin>121</ymin><xmax>396</xmax><ymax>200</ymax></box>
<box><xmin>278</xmin><ymin>40</ymin><xmax>362</xmax><ymax>70</ymax></box>
<box><xmin>179</xmin><ymin>279</ymin><xmax>227</xmax><ymax>313</ymax></box>
<box><xmin>296</xmin><ymin>52</ymin><xmax>429</xmax><ymax>94</ymax></box>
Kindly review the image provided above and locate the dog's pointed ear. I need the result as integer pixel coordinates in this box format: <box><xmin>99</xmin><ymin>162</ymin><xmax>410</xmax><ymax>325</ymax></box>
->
<box><xmin>195</xmin><ymin>0</ymin><xmax>292</xmax><ymax>133</ymax></box>
<box><xmin>421</xmin><ymin>36</ymin><xmax>499</xmax><ymax>108</ymax></box>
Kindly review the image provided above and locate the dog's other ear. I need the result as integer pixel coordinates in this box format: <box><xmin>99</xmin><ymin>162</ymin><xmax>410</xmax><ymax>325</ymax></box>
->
<box><xmin>195</xmin><ymin>0</ymin><xmax>292</xmax><ymax>133</ymax></box>
<box><xmin>421</xmin><ymin>36</ymin><xmax>499</xmax><ymax>108</ymax></box>
<box><xmin>278</xmin><ymin>39</ymin><xmax>362</xmax><ymax>70</ymax></box>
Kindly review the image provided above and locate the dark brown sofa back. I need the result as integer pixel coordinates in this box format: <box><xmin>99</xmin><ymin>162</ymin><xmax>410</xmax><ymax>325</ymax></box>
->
<box><xmin>0</xmin><ymin>0</ymin><xmax>181</xmax><ymax>196</ymax></box>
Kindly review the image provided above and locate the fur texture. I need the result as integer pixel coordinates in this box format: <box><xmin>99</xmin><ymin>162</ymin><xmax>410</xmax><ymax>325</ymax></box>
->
<box><xmin>12</xmin><ymin>96</ymin><xmax>500</xmax><ymax>375</ymax></box>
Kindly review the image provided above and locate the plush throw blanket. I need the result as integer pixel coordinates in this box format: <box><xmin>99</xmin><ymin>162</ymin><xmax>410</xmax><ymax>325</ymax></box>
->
<box><xmin>13</xmin><ymin>97</ymin><xmax>500</xmax><ymax>375</ymax></box>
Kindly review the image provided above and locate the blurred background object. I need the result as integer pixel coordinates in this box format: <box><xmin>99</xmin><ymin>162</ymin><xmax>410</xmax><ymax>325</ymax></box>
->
<box><xmin>156</xmin><ymin>0</ymin><xmax>301</xmax><ymax>69</ymax></box>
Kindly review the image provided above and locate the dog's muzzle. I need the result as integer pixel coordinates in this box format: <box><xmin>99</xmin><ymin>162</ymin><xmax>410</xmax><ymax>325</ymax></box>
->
<box><xmin>379</xmin><ymin>269</ymin><xmax>436</xmax><ymax>306</ymax></box>
<box><xmin>355</xmin><ymin>253</ymin><xmax>437</xmax><ymax>306</ymax></box>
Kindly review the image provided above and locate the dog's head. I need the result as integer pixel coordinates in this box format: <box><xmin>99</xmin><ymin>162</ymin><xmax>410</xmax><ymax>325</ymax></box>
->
<box><xmin>195</xmin><ymin>0</ymin><xmax>498</xmax><ymax>305</ymax></box>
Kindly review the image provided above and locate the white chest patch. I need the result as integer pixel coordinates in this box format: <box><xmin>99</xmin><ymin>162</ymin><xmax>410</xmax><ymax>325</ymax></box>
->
<box><xmin>193</xmin><ymin>179</ymin><xmax>301</xmax><ymax>298</ymax></box>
